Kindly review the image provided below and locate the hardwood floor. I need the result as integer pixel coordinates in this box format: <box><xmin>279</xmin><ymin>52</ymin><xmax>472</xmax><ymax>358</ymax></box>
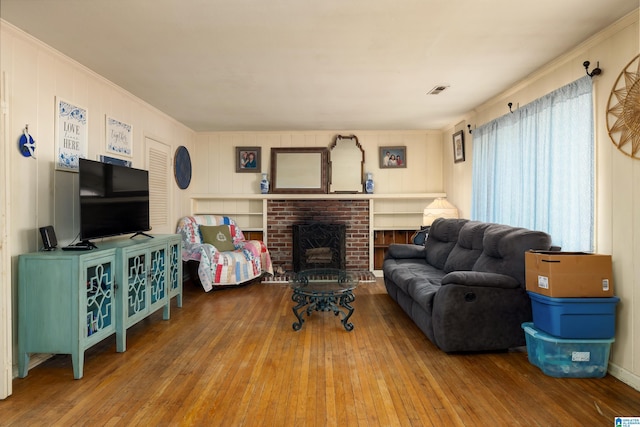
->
<box><xmin>3</xmin><ymin>278</ymin><xmax>640</xmax><ymax>426</ymax></box>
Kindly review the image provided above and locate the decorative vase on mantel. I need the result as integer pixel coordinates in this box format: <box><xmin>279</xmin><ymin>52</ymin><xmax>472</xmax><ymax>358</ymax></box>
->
<box><xmin>365</xmin><ymin>172</ymin><xmax>374</xmax><ymax>194</ymax></box>
<box><xmin>260</xmin><ymin>173</ymin><xmax>270</xmax><ymax>194</ymax></box>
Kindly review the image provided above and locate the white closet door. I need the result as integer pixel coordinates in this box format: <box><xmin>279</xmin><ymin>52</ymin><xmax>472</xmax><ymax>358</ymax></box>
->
<box><xmin>145</xmin><ymin>137</ymin><xmax>171</xmax><ymax>234</ymax></box>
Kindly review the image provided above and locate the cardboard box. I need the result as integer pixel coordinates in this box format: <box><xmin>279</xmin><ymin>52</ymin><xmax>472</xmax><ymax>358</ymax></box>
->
<box><xmin>525</xmin><ymin>251</ymin><xmax>613</xmax><ymax>297</ymax></box>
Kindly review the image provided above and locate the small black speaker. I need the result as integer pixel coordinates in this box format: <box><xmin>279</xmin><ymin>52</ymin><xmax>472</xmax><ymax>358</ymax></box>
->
<box><xmin>39</xmin><ymin>225</ymin><xmax>58</xmax><ymax>250</ymax></box>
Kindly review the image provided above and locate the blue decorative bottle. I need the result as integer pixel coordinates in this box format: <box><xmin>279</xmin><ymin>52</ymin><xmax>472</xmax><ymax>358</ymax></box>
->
<box><xmin>260</xmin><ymin>173</ymin><xmax>270</xmax><ymax>194</ymax></box>
<box><xmin>365</xmin><ymin>173</ymin><xmax>374</xmax><ymax>194</ymax></box>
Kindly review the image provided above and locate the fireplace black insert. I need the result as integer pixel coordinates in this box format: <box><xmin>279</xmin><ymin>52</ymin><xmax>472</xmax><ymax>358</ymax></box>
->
<box><xmin>292</xmin><ymin>223</ymin><xmax>346</xmax><ymax>272</ymax></box>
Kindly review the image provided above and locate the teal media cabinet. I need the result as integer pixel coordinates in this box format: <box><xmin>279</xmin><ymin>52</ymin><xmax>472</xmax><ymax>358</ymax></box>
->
<box><xmin>18</xmin><ymin>234</ymin><xmax>182</xmax><ymax>379</ymax></box>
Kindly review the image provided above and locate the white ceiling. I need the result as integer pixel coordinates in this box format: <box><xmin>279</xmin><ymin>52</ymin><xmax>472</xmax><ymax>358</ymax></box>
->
<box><xmin>1</xmin><ymin>0</ymin><xmax>637</xmax><ymax>132</ymax></box>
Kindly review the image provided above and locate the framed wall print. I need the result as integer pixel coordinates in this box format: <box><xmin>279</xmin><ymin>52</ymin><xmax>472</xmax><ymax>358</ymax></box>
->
<box><xmin>55</xmin><ymin>97</ymin><xmax>88</xmax><ymax>172</ymax></box>
<box><xmin>106</xmin><ymin>116</ymin><xmax>133</xmax><ymax>157</ymax></box>
<box><xmin>236</xmin><ymin>147</ymin><xmax>261</xmax><ymax>172</ymax></box>
<box><xmin>379</xmin><ymin>146</ymin><xmax>406</xmax><ymax>168</ymax></box>
<box><xmin>453</xmin><ymin>130</ymin><xmax>465</xmax><ymax>163</ymax></box>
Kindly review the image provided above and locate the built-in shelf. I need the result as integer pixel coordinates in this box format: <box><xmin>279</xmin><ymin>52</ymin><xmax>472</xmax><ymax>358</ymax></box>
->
<box><xmin>190</xmin><ymin>193</ymin><xmax>446</xmax><ymax>200</ymax></box>
<box><xmin>373</xmin><ymin>230</ymin><xmax>416</xmax><ymax>270</ymax></box>
<box><xmin>190</xmin><ymin>192</ymin><xmax>446</xmax><ymax>272</ymax></box>
<box><xmin>375</xmin><ymin>211</ymin><xmax>425</xmax><ymax>215</ymax></box>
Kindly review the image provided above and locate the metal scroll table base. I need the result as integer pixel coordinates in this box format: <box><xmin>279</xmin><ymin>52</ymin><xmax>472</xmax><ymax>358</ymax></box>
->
<box><xmin>291</xmin><ymin>289</ymin><xmax>355</xmax><ymax>332</ymax></box>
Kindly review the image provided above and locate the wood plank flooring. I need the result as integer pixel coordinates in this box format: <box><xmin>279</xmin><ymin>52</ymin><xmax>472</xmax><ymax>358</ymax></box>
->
<box><xmin>3</xmin><ymin>278</ymin><xmax>640</xmax><ymax>426</ymax></box>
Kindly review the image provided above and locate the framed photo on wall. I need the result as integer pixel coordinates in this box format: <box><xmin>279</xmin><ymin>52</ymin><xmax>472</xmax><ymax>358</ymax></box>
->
<box><xmin>236</xmin><ymin>147</ymin><xmax>261</xmax><ymax>172</ymax></box>
<box><xmin>379</xmin><ymin>146</ymin><xmax>407</xmax><ymax>168</ymax></box>
<box><xmin>453</xmin><ymin>130</ymin><xmax>465</xmax><ymax>163</ymax></box>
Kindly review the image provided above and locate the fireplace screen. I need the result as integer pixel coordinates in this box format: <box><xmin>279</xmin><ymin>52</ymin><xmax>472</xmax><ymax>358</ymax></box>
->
<box><xmin>292</xmin><ymin>223</ymin><xmax>346</xmax><ymax>272</ymax></box>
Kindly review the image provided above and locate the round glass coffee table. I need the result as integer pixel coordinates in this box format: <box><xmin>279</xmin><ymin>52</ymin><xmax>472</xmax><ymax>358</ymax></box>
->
<box><xmin>289</xmin><ymin>268</ymin><xmax>359</xmax><ymax>331</ymax></box>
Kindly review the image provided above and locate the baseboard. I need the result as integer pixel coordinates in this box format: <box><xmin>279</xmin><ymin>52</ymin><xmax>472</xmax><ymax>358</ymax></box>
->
<box><xmin>12</xmin><ymin>353</ymin><xmax>53</xmax><ymax>379</ymax></box>
<box><xmin>608</xmin><ymin>362</ymin><xmax>640</xmax><ymax>392</ymax></box>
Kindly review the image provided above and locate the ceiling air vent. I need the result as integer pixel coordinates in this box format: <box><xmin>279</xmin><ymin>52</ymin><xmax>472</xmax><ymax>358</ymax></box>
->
<box><xmin>427</xmin><ymin>85</ymin><xmax>449</xmax><ymax>95</ymax></box>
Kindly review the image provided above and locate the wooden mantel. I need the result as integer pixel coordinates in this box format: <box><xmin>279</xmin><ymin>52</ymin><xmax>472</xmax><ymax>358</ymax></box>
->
<box><xmin>190</xmin><ymin>192</ymin><xmax>446</xmax><ymax>201</ymax></box>
<box><xmin>189</xmin><ymin>193</ymin><xmax>446</xmax><ymax>272</ymax></box>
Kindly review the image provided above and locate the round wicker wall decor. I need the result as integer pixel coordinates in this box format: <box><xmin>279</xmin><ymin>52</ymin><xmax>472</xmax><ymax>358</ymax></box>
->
<box><xmin>606</xmin><ymin>54</ymin><xmax>640</xmax><ymax>160</ymax></box>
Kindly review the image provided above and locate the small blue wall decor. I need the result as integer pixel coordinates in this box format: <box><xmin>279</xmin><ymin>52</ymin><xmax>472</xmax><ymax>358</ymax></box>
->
<box><xmin>18</xmin><ymin>125</ymin><xmax>36</xmax><ymax>158</ymax></box>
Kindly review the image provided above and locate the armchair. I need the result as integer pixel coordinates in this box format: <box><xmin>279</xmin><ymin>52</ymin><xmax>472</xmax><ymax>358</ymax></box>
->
<box><xmin>176</xmin><ymin>215</ymin><xmax>273</xmax><ymax>291</ymax></box>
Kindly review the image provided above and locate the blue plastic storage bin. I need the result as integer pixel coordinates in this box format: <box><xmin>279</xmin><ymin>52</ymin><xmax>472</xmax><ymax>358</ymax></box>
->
<box><xmin>528</xmin><ymin>292</ymin><xmax>619</xmax><ymax>339</ymax></box>
<box><xmin>522</xmin><ymin>322</ymin><xmax>614</xmax><ymax>378</ymax></box>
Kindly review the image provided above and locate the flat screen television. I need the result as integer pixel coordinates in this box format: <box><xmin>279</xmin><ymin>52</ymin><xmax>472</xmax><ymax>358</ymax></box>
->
<box><xmin>79</xmin><ymin>158</ymin><xmax>151</xmax><ymax>244</ymax></box>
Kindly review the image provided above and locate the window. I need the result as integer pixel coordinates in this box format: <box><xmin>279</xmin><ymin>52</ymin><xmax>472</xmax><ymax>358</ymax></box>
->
<box><xmin>471</xmin><ymin>76</ymin><xmax>594</xmax><ymax>251</ymax></box>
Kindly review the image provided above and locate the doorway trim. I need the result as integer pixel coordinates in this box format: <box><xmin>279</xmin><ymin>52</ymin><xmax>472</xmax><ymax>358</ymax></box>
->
<box><xmin>1</xmin><ymin>70</ymin><xmax>13</xmax><ymax>399</ymax></box>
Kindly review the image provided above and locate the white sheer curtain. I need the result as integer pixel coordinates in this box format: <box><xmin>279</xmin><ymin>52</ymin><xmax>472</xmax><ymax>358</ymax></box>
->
<box><xmin>471</xmin><ymin>76</ymin><xmax>594</xmax><ymax>251</ymax></box>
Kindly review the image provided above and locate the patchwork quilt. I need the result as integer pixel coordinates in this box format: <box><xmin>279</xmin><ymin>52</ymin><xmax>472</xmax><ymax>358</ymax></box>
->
<box><xmin>176</xmin><ymin>215</ymin><xmax>273</xmax><ymax>292</ymax></box>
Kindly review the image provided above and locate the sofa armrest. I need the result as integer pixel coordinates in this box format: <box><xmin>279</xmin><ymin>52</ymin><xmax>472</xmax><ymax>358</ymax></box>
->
<box><xmin>432</xmin><ymin>281</ymin><xmax>532</xmax><ymax>352</ymax></box>
<box><xmin>385</xmin><ymin>243</ymin><xmax>426</xmax><ymax>260</ymax></box>
<box><xmin>441</xmin><ymin>271</ymin><xmax>520</xmax><ymax>289</ymax></box>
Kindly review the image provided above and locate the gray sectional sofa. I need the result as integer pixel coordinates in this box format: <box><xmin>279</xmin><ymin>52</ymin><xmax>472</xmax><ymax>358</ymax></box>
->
<box><xmin>383</xmin><ymin>218</ymin><xmax>553</xmax><ymax>353</ymax></box>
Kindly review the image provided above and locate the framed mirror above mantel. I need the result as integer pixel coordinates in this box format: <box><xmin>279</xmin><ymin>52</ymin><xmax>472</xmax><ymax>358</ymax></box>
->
<box><xmin>269</xmin><ymin>135</ymin><xmax>366</xmax><ymax>195</ymax></box>
<box><xmin>329</xmin><ymin>134</ymin><xmax>365</xmax><ymax>193</ymax></box>
<box><xmin>270</xmin><ymin>147</ymin><xmax>329</xmax><ymax>194</ymax></box>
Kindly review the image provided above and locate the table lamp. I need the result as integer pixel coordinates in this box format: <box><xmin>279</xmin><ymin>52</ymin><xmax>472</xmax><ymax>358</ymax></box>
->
<box><xmin>422</xmin><ymin>198</ymin><xmax>459</xmax><ymax>227</ymax></box>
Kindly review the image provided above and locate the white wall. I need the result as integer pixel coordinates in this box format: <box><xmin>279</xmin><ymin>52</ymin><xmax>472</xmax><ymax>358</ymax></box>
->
<box><xmin>443</xmin><ymin>11</ymin><xmax>640</xmax><ymax>389</ymax></box>
<box><xmin>0</xmin><ymin>20</ymin><xmax>196</xmax><ymax>382</ymax></box>
<box><xmin>191</xmin><ymin>131</ymin><xmax>444</xmax><ymax>195</ymax></box>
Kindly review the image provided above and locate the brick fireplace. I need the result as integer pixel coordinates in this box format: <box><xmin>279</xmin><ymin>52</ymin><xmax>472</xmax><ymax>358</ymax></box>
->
<box><xmin>266</xmin><ymin>199</ymin><xmax>369</xmax><ymax>271</ymax></box>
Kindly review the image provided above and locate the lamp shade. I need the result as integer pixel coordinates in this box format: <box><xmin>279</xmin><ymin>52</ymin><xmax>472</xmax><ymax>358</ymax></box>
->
<box><xmin>422</xmin><ymin>198</ymin><xmax>459</xmax><ymax>226</ymax></box>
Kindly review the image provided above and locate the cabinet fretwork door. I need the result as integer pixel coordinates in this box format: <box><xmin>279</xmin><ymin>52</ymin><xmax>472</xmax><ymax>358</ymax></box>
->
<box><xmin>85</xmin><ymin>261</ymin><xmax>115</xmax><ymax>338</ymax></box>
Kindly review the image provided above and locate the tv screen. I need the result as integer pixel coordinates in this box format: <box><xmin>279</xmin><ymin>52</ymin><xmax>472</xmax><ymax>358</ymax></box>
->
<box><xmin>79</xmin><ymin>158</ymin><xmax>151</xmax><ymax>242</ymax></box>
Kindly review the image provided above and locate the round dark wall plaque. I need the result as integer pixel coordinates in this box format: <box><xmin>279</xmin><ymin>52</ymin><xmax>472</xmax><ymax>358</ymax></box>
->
<box><xmin>174</xmin><ymin>146</ymin><xmax>192</xmax><ymax>189</ymax></box>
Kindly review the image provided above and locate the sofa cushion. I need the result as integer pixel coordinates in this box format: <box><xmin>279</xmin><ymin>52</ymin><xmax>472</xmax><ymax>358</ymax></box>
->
<box><xmin>473</xmin><ymin>225</ymin><xmax>552</xmax><ymax>287</ymax></box>
<box><xmin>200</xmin><ymin>225</ymin><xmax>236</xmax><ymax>251</ymax></box>
<box><xmin>424</xmin><ymin>218</ymin><xmax>468</xmax><ymax>270</ymax></box>
<box><xmin>443</xmin><ymin>221</ymin><xmax>491</xmax><ymax>273</ymax></box>
<box><xmin>192</xmin><ymin>215</ymin><xmax>245</xmax><ymax>244</ymax></box>
<box><xmin>384</xmin><ymin>258</ymin><xmax>445</xmax><ymax>313</ymax></box>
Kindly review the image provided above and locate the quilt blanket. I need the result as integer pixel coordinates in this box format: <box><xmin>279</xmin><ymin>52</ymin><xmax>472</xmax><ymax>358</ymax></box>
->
<box><xmin>177</xmin><ymin>215</ymin><xmax>273</xmax><ymax>292</ymax></box>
